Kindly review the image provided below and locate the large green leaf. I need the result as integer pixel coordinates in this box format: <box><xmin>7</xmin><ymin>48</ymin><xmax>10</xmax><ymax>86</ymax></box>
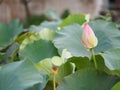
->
<box><xmin>19</xmin><ymin>40</ymin><xmax>58</xmax><ymax>63</ymax></box>
<box><xmin>68</xmin><ymin>57</ymin><xmax>93</xmax><ymax>70</ymax></box>
<box><xmin>0</xmin><ymin>59</ymin><xmax>48</xmax><ymax>90</ymax></box>
<box><xmin>0</xmin><ymin>20</ymin><xmax>23</xmax><ymax>49</ymax></box>
<box><xmin>53</xmin><ymin>20</ymin><xmax>120</xmax><ymax>57</ymax></box>
<box><xmin>59</xmin><ymin>14</ymin><xmax>86</xmax><ymax>28</ymax></box>
<box><xmin>102</xmin><ymin>48</ymin><xmax>120</xmax><ymax>70</ymax></box>
<box><xmin>53</xmin><ymin>24</ymin><xmax>90</xmax><ymax>57</ymax></box>
<box><xmin>57</xmin><ymin>69</ymin><xmax>119</xmax><ymax>90</ymax></box>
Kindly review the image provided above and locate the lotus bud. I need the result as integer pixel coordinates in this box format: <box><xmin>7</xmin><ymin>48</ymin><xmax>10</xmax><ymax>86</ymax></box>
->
<box><xmin>82</xmin><ymin>23</ymin><xmax>98</xmax><ymax>49</ymax></box>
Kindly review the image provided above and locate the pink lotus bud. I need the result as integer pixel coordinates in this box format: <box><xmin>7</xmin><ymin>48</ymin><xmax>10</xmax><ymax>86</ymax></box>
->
<box><xmin>82</xmin><ymin>23</ymin><xmax>98</xmax><ymax>49</ymax></box>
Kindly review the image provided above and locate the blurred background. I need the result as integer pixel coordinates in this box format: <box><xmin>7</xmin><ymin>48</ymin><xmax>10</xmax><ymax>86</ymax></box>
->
<box><xmin>0</xmin><ymin>0</ymin><xmax>120</xmax><ymax>26</ymax></box>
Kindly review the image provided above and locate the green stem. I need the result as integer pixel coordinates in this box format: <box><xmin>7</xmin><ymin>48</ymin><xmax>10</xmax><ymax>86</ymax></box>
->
<box><xmin>91</xmin><ymin>48</ymin><xmax>98</xmax><ymax>70</ymax></box>
<box><xmin>53</xmin><ymin>74</ymin><xmax>56</xmax><ymax>90</ymax></box>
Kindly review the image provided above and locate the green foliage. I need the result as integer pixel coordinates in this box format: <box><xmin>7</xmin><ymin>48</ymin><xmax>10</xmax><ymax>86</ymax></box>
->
<box><xmin>4</xmin><ymin>43</ymin><xmax>19</xmax><ymax>63</ymax></box>
<box><xmin>0</xmin><ymin>13</ymin><xmax>120</xmax><ymax>90</ymax></box>
<box><xmin>25</xmin><ymin>15</ymin><xmax>47</xmax><ymax>27</ymax></box>
<box><xmin>0</xmin><ymin>19</ymin><xmax>23</xmax><ymax>49</ymax></box>
<box><xmin>59</xmin><ymin>14</ymin><xmax>86</xmax><ymax>28</ymax></box>
<box><xmin>112</xmin><ymin>82</ymin><xmax>120</xmax><ymax>90</ymax></box>
<box><xmin>61</xmin><ymin>9</ymin><xmax>70</xmax><ymax>19</ymax></box>
<box><xmin>0</xmin><ymin>59</ymin><xmax>48</xmax><ymax>90</ymax></box>
<box><xmin>57</xmin><ymin>69</ymin><xmax>119</xmax><ymax>90</ymax></box>
<box><xmin>55</xmin><ymin>62</ymin><xmax>73</xmax><ymax>82</ymax></box>
<box><xmin>102</xmin><ymin>48</ymin><xmax>120</xmax><ymax>70</ymax></box>
<box><xmin>24</xmin><ymin>10</ymin><xmax>61</xmax><ymax>28</ymax></box>
<box><xmin>19</xmin><ymin>40</ymin><xmax>58</xmax><ymax>63</ymax></box>
<box><xmin>28</xmin><ymin>21</ymin><xmax>60</xmax><ymax>33</ymax></box>
<box><xmin>68</xmin><ymin>57</ymin><xmax>93</xmax><ymax>70</ymax></box>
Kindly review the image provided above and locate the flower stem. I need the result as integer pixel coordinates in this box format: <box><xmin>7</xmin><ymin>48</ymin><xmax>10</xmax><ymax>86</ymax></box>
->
<box><xmin>53</xmin><ymin>74</ymin><xmax>56</xmax><ymax>90</ymax></box>
<box><xmin>91</xmin><ymin>48</ymin><xmax>98</xmax><ymax>70</ymax></box>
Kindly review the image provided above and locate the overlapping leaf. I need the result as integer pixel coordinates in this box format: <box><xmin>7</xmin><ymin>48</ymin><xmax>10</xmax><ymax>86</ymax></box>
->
<box><xmin>0</xmin><ymin>59</ymin><xmax>48</xmax><ymax>90</ymax></box>
<box><xmin>57</xmin><ymin>69</ymin><xmax>119</xmax><ymax>90</ymax></box>
<box><xmin>101</xmin><ymin>48</ymin><xmax>120</xmax><ymax>77</ymax></box>
<box><xmin>0</xmin><ymin>20</ymin><xmax>23</xmax><ymax>49</ymax></box>
<box><xmin>68</xmin><ymin>57</ymin><xmax>93</xmax><ymax>70</ymax></box>
<box><xmin>19</xmin><ymin>40</ymin><xmax>58</xmax><ymax>63</ymax></box>
<box><xmin>102</xmin><ymin>48</ymin><xmax>120</xmax><ymax>70</ymax></box>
